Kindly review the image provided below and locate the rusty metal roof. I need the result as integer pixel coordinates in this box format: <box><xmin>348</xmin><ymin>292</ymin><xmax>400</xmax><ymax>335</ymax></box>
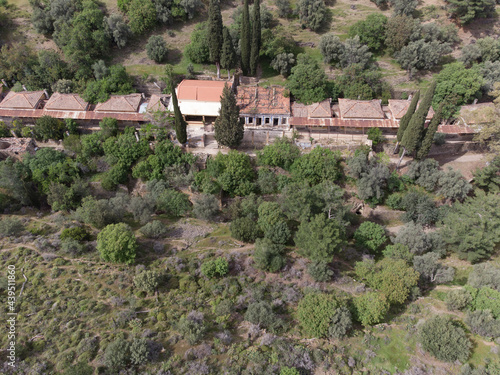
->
<box><xmin>437</xmin><ymin>125</ymin><xmax>476</xmax><ymax>134</ymax></box>
<box><xmin>289</xmin><ymin>117</ymin><xmax>398</xmax><ymax>128</ymax></box>
<box><xmin>0</xmin><ymin>108</ymin><xmax>146</xmax><ymax>121</ymax></box>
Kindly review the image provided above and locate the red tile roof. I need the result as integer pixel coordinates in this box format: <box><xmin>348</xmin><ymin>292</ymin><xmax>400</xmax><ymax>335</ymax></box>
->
<box><xmin>292</xmin><ymin>99</ymin><xmax>332</xmax><ymax>118</ymax></box>
<box><xmin>338</xmin><ymin>98</ymin><xmax>385</xmax><ymax>119</ymax></box>
<box><xmin>177</xmin><ymin>80</ymin><xmax>228</xmax><ymax>102</ymax></box>
<box><xmin>0</xmin><ymin>91</ymin><xmax>46</xmax><ymax>110</ymax></box>
<box><xmin>44</xmin><ymin>92</ymin><xmax>89</xmax><ymax>111</ymax></box>
<box><xmin>147</xmin><ymin>94</ymin><xmax>170</xmax><ymax>112</ymax></box>
<box><xmin>237</xmin><ymin>86</ymin><xmax>291</xmax><ymax>115</ymax></box>
<box><xmin>95</xmin><ymin>93</ymin><xmax>142</xmax><ymax>112</ymax></box>
<box><xmin>388</xmin><ymin>99</ymin><xmax>435</xmax><ymax>120</ymax></box>
<box><xmin>457</xmin><ymin>102</ymin><xmax>495</xmax><ymax>125</ymax></box>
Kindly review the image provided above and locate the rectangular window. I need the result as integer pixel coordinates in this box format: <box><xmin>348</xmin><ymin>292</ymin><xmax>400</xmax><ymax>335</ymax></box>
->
<box><xmin>273</xmin><ymin>118</ymin><xmax>279</xmax><ymax>126</ymax></box>
<box><xmin>281</xmin><ymin>117</ymin><xmax>287</xmax><ymax>125</ymax></box>
<box><xmin>265</xmin><ymin>117</ymin><xmax>270</xmax><ymax>124</ymax></box>
<box><xmin>248</xmin><ymin>117</ymin><xmax>253</xmax><ymax>124</ymax></box>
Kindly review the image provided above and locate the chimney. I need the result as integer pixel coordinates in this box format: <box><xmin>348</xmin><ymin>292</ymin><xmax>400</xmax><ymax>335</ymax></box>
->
<box><xmin>408</xmin><ymin>94</ymin><xmax>412</xmax><ymax>100</ymax></box>
<box><xmin>1</xmin><ymin>79</ymin><xmax>8</xmax><ymax>88</ymax></box>
<box><xmin>22</xmin><ymin>85</ymin><xmax>27</xmax><ymax>91</ymax></box>
<box><xmin>43</xmin><ymin>89</ymin><xmax>49</xmax><ymax>99</ymax></box>
<box><xmin>473</xmin><ymin>98</ymin><xmax>478</xmax><ymax>105</ymax></box>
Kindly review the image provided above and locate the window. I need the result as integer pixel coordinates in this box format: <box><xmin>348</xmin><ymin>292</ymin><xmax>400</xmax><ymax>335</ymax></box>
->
<box><xmin>264</xmin><ymin>117</ymin><xmax>270</xmax><ymax>124</ymax></box>
<box><xmin>281</xmin><ymin>117</ymin><xmax>287</xmax><ymax>125</ymax></box>
<box><xmin>273</xmin><ymin>118</ymin><xmax>279</xmax><ymax>126</ymax></box>
<box><xmin>248</xmin><ymin>117</ymin><xmax>253</xmax><ymax>124</ymax></box>
<box><xmin>257</xmin><ymin>117</ymin><xmax>262</xmax><ymax>125</ymax></box>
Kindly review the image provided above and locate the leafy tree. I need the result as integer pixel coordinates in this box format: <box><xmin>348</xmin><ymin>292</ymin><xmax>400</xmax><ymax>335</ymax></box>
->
<box><xmin>297</xmin><ymin>0</ymin><xmax>326</xmax><ymax>31</ymax></box>
<box><xmin>0</xmin><ymin>122</ymin><xmax>11</xmax><ymax>137</ymax></box>
<box><xmin>231</xmin><ymin>217</ymin><xmax>262</xmax><ymax>243</ymax></box>
<box><xmin>208</xmin><ymin>0</ymin><xmax>223</xmax><ymax>78</ymax></box>
<box><xmin>447</xmin><ymin>0</ymin><xmax>495</xmax><ymax>24</ymax></box>
<box><xmin>465</xmin><ymin>310</ymin><xmax>500</xmax><ymax>338</ymax></box>
<box><xmin>297</xmin><ymin>293</ymin><xmax>340</xmax><ymax>338</ymax></box>
<box><xmin>257</xmin><ymin>201</ymin><xmax>290</xmax><ymax>244</ymax></box>
<box><xmin>221</xmin><ymin>27</ymin><xmax>237</xmax><ymax>80</ymax></box>
<box><xmin>295</xmin><ymin>214</ymin><xmax>346</xmax><ymax>262</ymax></box>
<box><xmin>0</xmin><ymin>217</ymin><xmax>24</xmax><ymax>237</ymax></box>
<box><xmin>396</xmin><ymin>40</ymin><xmax>451</xmax><ymax>79</ymax></box>
<box><xmin>355</xmin><ymin>258</ymin><xmax>420</xmax><ymax>304</ymax></box>
<box><xmin>339</xmin><ymin>36</ymin><xmax>372</xmax><ymax>69</ymax></box>
<box><xmin>354</xmin><ymin>221</ymin><xmax>387</xmax><ymax>253</ymax></box>
<box><xmin>468</xmin><ymin>263</ymin><xmax>500</xmax><ymax>291</ymax></box>
<box><xmin>393</xmin><ymin>221</ymin><xmax>433</xmax><ymax>254</ymax></box>
<box><xmin>441</xmin><ymin>191</ymin><xmax>500</xmax><ymax>262</ymax></box>
<box><xmin>105</xmin><ymin>14</ymin><xmax>131</xmax><ymax>48</ymax></box>
<box><xmin>400</xmin><ymin>190</ymin><xmax>439</xmax><ymax>225</ymax></box>
<box><xmin>104</xmin><ymin>338</ymin><xmax>130</xmax><ymax>369</ymax></box>
<box><xmin>413</xmin><ymin>252</ymin><xmax>455</xmax><ymax>284</ymax></box>
<box><xmin>250</xmin><ymin>0</ymin><xmax>261</xmax><ymax>76</ymax></box>
<box><xmin>354</xmin><ymin>292</ymin><xmax>390</xmax><ymax>326</ymax></box>
<box><xmin>214</xmin><ymin>85</ymin><xmax>244</xmax><ymax>148</ymax></box>
<box><xmin>257</xmin><ymin>137</ymin><xmax>300</xmax><ymax>170</ymax></box>
<box><xmin>60</xmin><ymin>226</ymin><xmax>91</xmax><ymax>242</ymax></box>
<box><xmin>473</xmin><ymin>156</ymin><xmax>500</xmax><ymax>193</ymax></box>
<box><xmin>33</xmin><ymin>115</ymin><xmax>66</xmax><ymax>141</ymax></box>
<box><xmin>287</xmin><ymin>54</ymin><xmax>328</xmax><ymax>104</ymax></box>
<box><xmin>253</xmin><ymin>238</ymin><xmax>286</xmax><ymax>272</ymax></box>
<box><xmin>140</xmin><ymin>220</ymin><xmax>168</xmax><ymax>239</ymax></box>
<box><xmin>99</xmin><ymin>117</ymin><xmax>118</xmax><ymax>139</ymax></box>
<box><xmin>271</xmin><ymin>53</ymin><xmax>296</xmax><ymax>77</ymax></box>
<box><xmin>245</xmin><ymin>301</ymin><xmax>283</xmax><ymax>332</ymax></box>
<box><xmin>433</xmin><ymin>62</ymin><xmax>484</xmax><ymax>119</ymax></box>
<box><xmin>280</xmin><ymin>368</ymin><xmax>300</xmax><ymax>375</ymax></box>
<box><xmin>193</xmin><ymin>193</ymin><xmax>220</xmax><ymax>221</ymax></box>
<box><xmin>319</xmin><ymin>33</ymin><xmax>344</xmax><ymax>64</ymax></box>
<box><xmin>276</xmin><ymin>0</ymin><xmax>291</xmax><ymax>17</ymax></box>
<box><xmin>291</xmin><ymin>146</ymin><xmax>342</xmax><ymax>184</ymax></box>
<box><xmin>169</xmin><ymin>73</ymin><xmax>188</xmax><ymax>144</ymax></box>
<box><xmin>201</xmin><ymin>257</ymin><xmax>229</xmax><ymax>278</ymax></box>
<box><xmin>181</xmin><ymin>0</ymin><xmax>203</xmax><ymax>19</ymax></box>
<box><xmin>307</xmin><ymin>261</ymin><xmax>334</xmax><ymax>282</ymax></box>
<box><xmin>385</xmin><ymin>15</ymin><xmax>416</xmax><ymax>53</ymax></box>
<box><xmin>397</xmin><ymin>91</ymin><xmax>420</xmax><ymax>143</ymax></box>
<box><xmin>419</xmin><ymin>315</ymin><xmax>471</xmax><ymax>362</ymax></box>
<box><xmin>257</xmin><ymin>167</ymin><xmax>278</xmax><ymax>194</ymax></box>
<box><xmin>83</xmin><ymin>64</ymin><xmax>135</xmax><ymax>104</ymax></box>
<box><xmin>47</xmin><ymin>180</ymin><xmax>89</xmax><ymax>211</ymax></box>
<box><xmin>240</xmin><ymin>0</ymin><xmax>251</xmax><ymax>75</ymax></box>
<box><xmin>134</xmin><ymin>270</ymin><xmax>160</xmax><ymax>294</ymax></box>
<box><xmin>348</xmin><ymin>14</ymin><xmax>387</xmax><ymax>52</ymax></box>
<box><xmin>367</xmin><ymin>127</ymin><xmax>384</xmax><ymax>146</ymax></box>
<box><xmin>129</xmin><ymin>338</ymin><xmax>149</xmax><ymax>365</ymax></box>
<box><xmin>406</xmin><ymin>159</ymin><xmax>441</xmax><ymax>191</ymax></box>
<box><xmin>470</xmin><ymin>286</ymin><xmax>500</xmax><ymax>317</ymax></box>
<box><xmin>392</xmin><ymin>0</ymin><xmax>418</xmax><ymax>16</ymax></box>
<box><xmin>103</xmin><ymin>132</ymin><xmax>149</xmax><ymax>167</ymax></box>
<box><xmin>480</xmin><ymin>60</ymin><xmax>500</xmax><ymax>93</ymax></box>
<box><xmin>437</xmin><ymin>168</ymin><xmax>472</xmax><ymax>202</ymax></box>
<box><xmin>97</xmin><ymin>223</ymin><xmax>137</xmax><ymax>264</ymax></box>
<box><xmin>128</xmin><ymin>0</ymin><xmax>156</xmax><ymax>34</ymax></box>
<box><xmin>473</xmin><ymin>82</ymin><xmax>500</xmax><ymax>154</ymax></box>
<box><xmin>382</xmin><ymin>243</ymin><xmax>414</xmax><ymax>263</ymax></box>
<box><xmin>357</xmin><ymin>163</ymin><xmax>391</xmax><ymax>203</ymax></box>
<box><xmin>146</xmin><ymin>35</ymin><xmax>168</xmax><ymax>63</ymax></box>
<box><xmin>209</xmin><ymin>151</ymin><xmax>255</xmax><ymax>196</ymax></box>
<box><xmin>185</xmin><ymin>22</ymin><xmax>210</xmax><ymax>64</ymax></box>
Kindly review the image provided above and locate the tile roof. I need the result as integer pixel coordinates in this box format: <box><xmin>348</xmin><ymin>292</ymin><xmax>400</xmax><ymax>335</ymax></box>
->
<box><xmin>388</xmin><ymin>99</ymin><xmax>435</xmax><ymax>120</ymax></box>
<box><xmin>177</xmin><ymin>80</ymin><xmax>228</xmax><ymax>102</ymax></box>
<box><xmin>292</xmin><ymin>99</ymin><xmax>332</xmax><ymax>118</ymax></box>
<box><xmin>147</xmin><ymin>94</ymin><xmax>171</xmax><ymax>112</ymax></box>
<box><xmin>437</xmin><ymin>125</ymin><xmax>476</xmax><ymax>134</ymax></box>
<box><xmin>0</xmin><ymin>90</ymin><xmax>46</xmax><ymax>110</ymax></box>
<box><xmin>237</xmin><ymin>86</ymin><xmax>291</xmax><ymax>115</ymax></box>
<box><xmin>95</xmin><ymin>93</ymin><xmax>142</xmax><ymax>112</ymax></box>
<box><xmin>44</xmin><ymin>92</ymin><xmax>89</xmax><ymax>111</ymax></box>
<box><xmin>338</xmin><ymin>98</ymin><xmax>385</xmax><ymax>119</ymax></box>
<box><xmin>457</xmin><ymin>102</ymin><xmax>495</xmax><ymax>125</ymax></box>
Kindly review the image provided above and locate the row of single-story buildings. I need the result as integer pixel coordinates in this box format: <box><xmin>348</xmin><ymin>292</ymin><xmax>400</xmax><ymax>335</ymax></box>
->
<box><xmin>0</xmin><ymin>79</ymin><xmax>492</xmax><ymax>135</ymax></box>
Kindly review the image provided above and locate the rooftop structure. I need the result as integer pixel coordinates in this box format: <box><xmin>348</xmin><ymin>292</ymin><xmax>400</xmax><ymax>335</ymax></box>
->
<box><xmin>457</xmin><ymin>102</ymin><xmax>495</xmax><ymax>126</ymax></box>
<box><xmin>338</xmin><ymin>98</ymin><xmax>385</xmax><ymax>119</ymax></box>
<box><xmin>95</xmin><ymin>93</ymin><xmax>142</xmax><ymax>113</ymax></box>
<box><xmin>237</xmin><ymin>86</ymin><xmax>291</xmax><ymax>115</ymax></box>
<box><xmin>147</xmin><ymin>94</ymin><xmax>171</xmax><ymax>112</ymax></box>
<box><xmin>388</xmin><ymin>99</ymin><xmax>435</xmax><ymax>120</ymax></box>
<box><xmin>0</xmin><ymin>91</ymin><xmax>46</xmax><ymax>110</ymax></box>
<box><xmin>171</xmin><ymin>80</ymin><xmax>230</xmax><ymax>119</ymax></box>
<box><xmin>44</xmin><ymin>92</ymin><xmax>89</xmax><ymax>112</ymax></box>
<box><xmin>292</xmin><ymin>99</ymin><xmax>332</xmax><ymax>118</ymax></box>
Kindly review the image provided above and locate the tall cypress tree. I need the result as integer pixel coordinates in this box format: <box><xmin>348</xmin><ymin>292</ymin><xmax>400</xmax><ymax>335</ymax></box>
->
<box><xmin>208</xmin><ymin>0</ymin><xmax>223</xmax><ymax>78</ymax></box>
<box><xmin>221</xmin><ymin>27</ymin><xmax>237</xmax><ymax>80</ymax></box>
<box><xmin>250</xmin><ymin>0</ymin><xmax>261</xmax><ymax>76</ymax></box>
<box><xmin>416</xmin><ymin>103</ymin><xmax>444</xmax><ymax>160</ymax></box>
<box><xmin>214</xmin><ymin>84</ymin><xmax>244</xmax><ymax>148</ymax></box>
<box><xmin>171</xmin><ymin>82</ymin><xmax>188</xmax><ymax>144</ymax></box>
<box><xmin>401</xmin><ymin>81</ymin><xmax>436</xmax><ymax>156</ymax></box>
<box><xmin>240</xmin><ymin>0</ymin><xmax>251</xmax><ymax>76</ymax></box>
<box><xmin>397</xmin><ymin>91</ymin><xmax>420</xmax><ymax>143</ymax></box>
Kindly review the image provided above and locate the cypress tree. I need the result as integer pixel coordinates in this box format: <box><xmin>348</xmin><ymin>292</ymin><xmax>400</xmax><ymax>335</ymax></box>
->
<box><xmin>416</xmin><ymin>103</ymin><xmax>444</xmax><ymax>160</ymax></box>
<box><xmin>241</xmin><ymin>0</ymin><xmax>251</xmax><ymax>75</ymax></box>
<box><xmin>171</xmin><ymin>82</ymin><xmax>188</xmax><ymax>144</ymax></box>
<box><xmin>221</xmin><ymin>27</ymin><xmax>237</xmax><ymax>80</ymax></box>
<box><xmin>208</xmin><ymin>0</ymin><xmax>224</xmax><ymax>79</ymax></box>
<box><xmin>250</xmin><ymin>0</ymin><xmax>261</xmax><ymax>76</ymax></box>
<box><xmin>397</xmin><ymin>91</ymin><xmax>420</xmax><ymax>143</ymax></box>
<box><xmin>214</xmin><ymin>84</ymin><xmax>244</xmax><ymax>148</ymax></box>
<box><xmin>401</xmin><ymin>81</ymin><xmax>436</xmax><ymax>156</ymax></box>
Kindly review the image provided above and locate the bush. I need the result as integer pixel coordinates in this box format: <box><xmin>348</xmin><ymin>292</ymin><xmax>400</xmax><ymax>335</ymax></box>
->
<box><xmin>465</xmin><ymin>310</ymin><xmax>500</xmax><ymax>338</ymax></box>
<box><xmin>60</xmin><ymin>239</ymin><xmax>88</xmax><ymax>256</ymax></box>
<box><xmin>400</xmin><ymin>190</ymin><xmax>438</xmax><ymax>225</ymax></box>
<box><xmin>201</xmin><ymin>257</ymin><xmax>229</xmax><ymax>278</ymax></box>
<box><xmin>393</xmin><ymin>221</ymin><xmax>433</xmax><ymax>255</ymax></box>
<box><xmin>34</xmin><ymin>115</ymin><xmax>66</xmax><ymax>141</ymax></box>
<box><xmin>146</xmin><ymin>35</ymin><xmax>168</xmax><ymax>63</ymax></box>
<box><xmin>297</xmin><ymin>293</ymin><xmax>339</xmax><ymax>338</ymax></box>
<box><xmin>419</xmin><ymin>315</ymin><xmax>471</xmax><ymax>362</ymax></box>
<box><xmin>178</xmin><ymin>311</ymin><xmax>206</xmax><ymax>345</ymax></box>
<box><xmin>280</xmin><ymin>367</ymin><xmax>300</xmax><ymax>375</ymax></box>
<box><xmin>382</xmin><ymin>243</ymin><xmax>414</xmax><ymax>264</ymax></box>
<box><xmin>129</xmin><ymin>338</ymin><xmax>149</xmax><ymax>365</ymax></box>
<box><xmin>230</xmin><ymin>217</ymin><xmax>262</xmax><ymax>243</ymax></box>
<box><xmin>468</xmin><ymin>263</ymin><xmax>500</xmax><ymax>291</ymax></box>
<box><xmin>291</xmin><ymin>147</ymin><xmax>342</xmax><ymax>185</ymax></box>
<box><xmin>367</xmin><ymin>127</ymin><xmax>384</xmax><ymax>146</ymax></box>
<box><xmin>307</xmin><ymin>261</ymin><xmax>334</xmax><ymax>282</ymax></box>
<box><xmin>0</xmin><ymin>217</ymin><xmax>24</xmax><ymax>236</ymax></box>
<box><xmin>104</xmin><ymin>338</ymin><xmax>130</xmax><ymax>369</ymax></box>
<box><xmin>60</xmin><ymin>227</ymin><xmax>91</xmax><ymax>242</ymax></box>
<box><xmin>193</xmin><ymin>194</ymin><xmax>220</xmax><ymax>221</ymax></box>
<box><xmin>245</xmin><ymin>301</ymin><xmax>283</xmax><ymax>332</ymax></box>
<box><xmin>253</xmin><ymin>238</ymin><xmax>286</xmax><ymax>272</ymax></box>
<box><xmin>97</xmin><ymin>223</ymin><xmax>137</xmax><ymax>264</ymax></box>
<box><xmin>140</xmin><ymin>220</ymin><xmax>168</xmax><ymax>239</ymax></box>
<box><xmin>258</xmin><ymin>201</ymin><xmax>290</xmax><ymax>244</ymax></box>
<box><xmin>445</xmin><ymin>289</ymin><xmax>473</xmax><ymax>311</ymax></box>
<box><xmin>257</xmin><ymin>137</ymin><xmax>301</xmax><ymax>170</ymax></box>
<box><xmin>354</xmin><ymin>221</ymin><xmax>387</xmax><ymax>253</ymax></box>
<box><xmin>438</xmin><ymin>168</ymin><xmax>472</xmax><ymax>202</ymax></box>
<box><xmin>257</xmin><ymin>168</ymin><xmax>278</xmax><ymax>194</ymax></box>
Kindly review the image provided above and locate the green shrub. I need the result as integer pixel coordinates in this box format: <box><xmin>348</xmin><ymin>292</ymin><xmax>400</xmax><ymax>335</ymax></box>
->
<box><xmin>97</xmin><ymin>223</ymin><xmax>137</xmax><ymax>264</ymax></box>
<box><xmin>297</xmin><ymin>293</ymin><xmax>339</xmax><ymax>338</ymax></box>
<box><xmin>60</xmin><ymin>227</ymin><xmax>91</xmax><ymax>242</ymax></box>
<box><xmin>201</xmin><ymin>257</ymin><xmax>229</xmax><ymax>278</ymax></box>
<box><xmin>245</xmin><ymin>301</ymin><xmax>283</xmax><ymax>332</ymax></box>
<box><xmin>230</xmin><ymin>217</ymin><xmax>262</xmax><ymax>243</ymax></box>
<box><xmin>307</xmin><ymin>261</ymin><xmax>333</xmax><ymax>282</ymax></box>
<box><xmin>178</xmin><ymin>311</ymin><xmax>206</xmax><ymax>344</ymax></box>
<box><xmin>354</xmin><ymin>292</ymin><xmax>389</xmax><ymax>326</ymax></box>
<box><xmin>134</xmin><ymin>270</ymin><xmax>160</xmax><ymax>295</ymax></box>
<box><xmin>367</xmin><ymin>127</ymin><xmax>384</xmax><ymax>146</ymax></box>
<box><xmin>193</xmin><ymin>193</ymin><xmax>220</xmax><ymax>221</ymax></box>
<box><xmin>0</xmin><ymin>217</ymin><xmax>24</xmax><ymax>236</ymax></box>
<box><xmin>253</xmin><ymin>238</ymin><xmax>286</xmax><ymax>272</ymax></box>
<box><xmin>445</xmin><ymin>289</ymin><xmax>473</xmax><ymax>311</ymax></box>
<box><xmin>140</xmin><ymin>220</ymin><xmax>168</xmax><ymax>239</ymax></box>
<box><xmin>354</xmin><ymin>221</ymin><xmax>387</xmax><ymax>253</ymax></box>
